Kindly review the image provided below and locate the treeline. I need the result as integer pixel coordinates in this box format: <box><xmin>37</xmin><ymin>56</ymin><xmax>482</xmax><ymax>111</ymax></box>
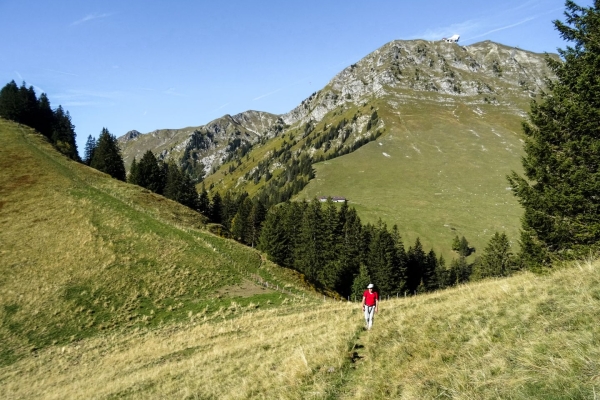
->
<box><xmin>127</xmin><ymin>150</ymin><xmax>202</xmax><ymax>210</ymax></box>
<box><xmin>257</xmin><ymin>198</ymin><xmax>450</xmax><ymax>297</ymax></box>
<box><xmin>0</xmin><ymin>80</ymin><xmax>78</xmax><ymax>160</ymax></box>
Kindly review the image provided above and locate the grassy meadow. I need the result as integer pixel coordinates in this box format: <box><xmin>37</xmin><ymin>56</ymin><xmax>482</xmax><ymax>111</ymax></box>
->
<box><xmin>0</xmin><ymin>119</ymin><xmax>314</xmax><ymax>366</ymax></box>
<box><xmin>2</xmin><ymin>255</ymin><xmax>599</xmax><ymax>398</ymax></box>
<box><xmin>297</xmin><ymin>95</ymin><xmax>526</xmax><ymax>259</ymax></box>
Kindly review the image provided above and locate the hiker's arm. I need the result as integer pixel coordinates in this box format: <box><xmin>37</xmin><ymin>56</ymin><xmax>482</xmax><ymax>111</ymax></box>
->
<box><xmin>375</xmin><ymin>298</ymin><xmax>379</xmax><ymax>312</ymax></box>
<box><xmin>362</xmin><ymin>296</ymin><xmax>365</xmax><ymax>309</ymax></box>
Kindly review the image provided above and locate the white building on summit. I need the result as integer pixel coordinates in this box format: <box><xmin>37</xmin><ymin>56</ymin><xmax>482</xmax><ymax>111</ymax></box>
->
<box><xmin>442</xmin><ymin>34</ymin><xmax>460</xmax><ymax>43</ymax></box>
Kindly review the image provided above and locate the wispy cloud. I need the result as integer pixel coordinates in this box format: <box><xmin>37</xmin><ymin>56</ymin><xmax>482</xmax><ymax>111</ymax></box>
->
<box><xmin>253</xmin><ymin>88</ymin><xmax>283</xmax><ymax>101</ymax></box>
<box><xmin>214</xmin><ymin>102</ymin><xmax>230</xmax><ymax>111</ymax></box>
<box><xmin>164</xmin><ymin>87</ymin><xmax>187</xmax><ymax>97</ymax></box>
<box><xmin>71</xmin><ymin>13</ymin><xmax>112</xmax><ymax>26</ymax></box>
<box><xmin>253</xmin><ymin>76</ymin><xmax>311</xmax><ymax>101</ymax></box>
<box><xmin>15</xmin><ymin>71</ymin><xmax>23</xmax><ymax>81</ymax></box>
<box><xmin>465</xmin><ymin>16</ymin><xmax>537</xmax><ymax>41</ymax></box>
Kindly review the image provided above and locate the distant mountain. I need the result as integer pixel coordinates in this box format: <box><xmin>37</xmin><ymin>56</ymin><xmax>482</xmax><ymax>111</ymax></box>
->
<box><xmin>122</xmin><ymin>38</ymin><xmax>556</xmax><ymax>256</ymax></box>
<box><xmin>118</xmin><ymin>110</ymin><xmax>280</xmax><ymax>180</ymax></box>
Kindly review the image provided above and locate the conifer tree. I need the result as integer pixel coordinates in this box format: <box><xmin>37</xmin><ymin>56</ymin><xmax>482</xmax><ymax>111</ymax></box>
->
<box><xmin>198</xmin><ymin>183</ymin><xmax>210</xmax><ymax>216</ymax></box>
<box><xmin>83</xmin><ymin>135</ymin><xmax>97</xmax><ymax>166</ymax></box>
<box><xmin>247</xmin><ymin>199</ymin><xmax>266</xmax><ymax>248</ymax></box>
<box><xmin>0</xmin><ymin>80</ymin><xmax>21</xmax><ymax>121</ymax></box>
<box><xmin>128</xmin><ymin>157</ymin><xmax>140</xmax><ymax>184</ymax></box>
<box><xmin>210</xmin><ymin>192</ymin><xmax>223</xmax><ymax>224</ymax></box>
<box><xmin>51</xmin><ymin>106</ymin><xmax>79</xmax><ymax>161</ymax></box>
<box><xmin>37</xmin><ymin>93</ymin><xmax>54</xmax><ymax>140</ymax></box>
<box><xmin>136</xmin><ymin>150</ymin><xmax>164</xmax><ymax>194</ymax></box>
<box><xmin>406</xmin><ymin>238</ymin><xmax>426</xmax><ymax>294</ymax></box>
<box><xmin>508</xmin><ymin>1</ymin><xmax>600</xmax><ymax>265</ymax></box>
<box><xmin>367</xmin><ymin>221</ymin><xmax>400</xmax><ymax>296</ymax></box>
<box><xmin>90</xmin><ymin>128</ymin><xmax>125</xmax><ymax>181</ymax></box>
<box><xmin>231</xmin><ymin>197</ymin><xmax>253</xmax><ymax>243</ymax></box>
<box><xmin>259</xmin><ymin>207</ymin><xmax>289</xmax><ymax>265</ymax></box>
<box><xmin>163</xmin><ymin>162</ymin><xmax>199</xmax><ymax>210</ymax></box>
<box><xmin>477</xmin><ymin>232</ymin><xmax>514</xmax><ymax>278</ymax></box>
<box><xmin>294</xmin><ymin>198</ymin><xmax>325</xmax><ymax>283</ymax></box>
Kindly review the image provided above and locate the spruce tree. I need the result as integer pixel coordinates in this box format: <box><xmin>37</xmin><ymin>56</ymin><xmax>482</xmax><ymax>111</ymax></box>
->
<box><xmin>198</xmin><ymin>183</ymin><xmax>210</xmax><ymax>216</ymax></box>
<box><xmin>477</xmin><ymin>232</ymin><xmax>514</xmax><ymax>278</ymax></box>
<box><xmin>37</xmin><ymin>93</ymin><xmax>54</xmax><ymax>140</ymax></box>
<box><xmin>508</xmin><ymin>1</ymin><xmax>600</xmax><ymax>265</ymax></box>
<box><xmin>137</xmin><ymin>150</ymin><xmax>164</xmax><ymax>194</ymax></box>
<box><xmin>351</xmin><ymin>264</ymin><xmax>371</xmax><ymax>300</ymax></box>
<box><xmin>83</xmin><ymin>135</ymin><xmax>97</xmax><ymax>166</ymax></box>
<box><xmin>90</xmin><ymin>128</ymin><xmax>126</xmax><ymax>181</ymax></box>
<box><xmin>0</xmin><ymin>80</ymin><xmax>21</xmax><ymax>121</ymax></box>
<box><xmin>209</xmin><ymin>192</ymin><xmax>223</xmax><ymax>224</ymax></box>
<box><xmin>51</xmin><ymin>106</ymin><xmax>79</xmax><ymax>161</ymax></box>
<box><xmin>128</xmin><ymin>157</ymin><xmax>140</xmax><ymax>184</ymax></box>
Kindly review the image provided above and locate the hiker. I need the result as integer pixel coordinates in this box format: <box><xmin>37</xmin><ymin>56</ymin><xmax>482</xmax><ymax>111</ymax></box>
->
<box><xmin>362</xmin><ymin>283</ymin><xmax>379</xmax><ymax>330</ymax></box>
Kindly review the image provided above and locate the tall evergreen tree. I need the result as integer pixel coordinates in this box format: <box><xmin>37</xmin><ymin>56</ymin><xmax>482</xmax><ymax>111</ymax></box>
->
<box><xmin>136</xmin><ymin>150</ymin><xmax>165</xmax><ymax>194</ymax></box>
<box><xmin>294</xmin><ymin>198</ymin><xmax>325</xmax><ymax>283</ymax></box>
<box><xmin>476</xmin><ymin>232</ymin><xmax>514</xmax><ymax>279</ymax></box>
<box><xmin>163</xmin><ymin>162</ymin><xmax>199</xmax><ymax>209</ymax></box>
<box><xmin>508</xmin><ymin>1</ymin><xmax>600</xmax><ymax>266</ymax></box>
<box><xmin>0</xmin><ymin>80</ymin><xmax>21</xmax><ymax>122</ymax></box>
<box><xmin>406</xmin><ymin>238</ymin><xmax>426</xmax><ymax>294</ymax></box>
<box><xmin>90</xmin><ymin>128</ymin><xmax>126</xmax><ymax>181</ymax></box>
<box><xmin>247</xmin><ymin>199</ymin><xmax>266</xmax><ymax>248</ymax></box>
<box><xmin>198</xmin><ymin>182</ymin><xmax>211</xmax><ymax>216</ymax></box>
<box><xmin>128</xmin><ymin>157</ymin><xmax>140</xmax><ymax>184</ymax></box>
<box><xmin>83</xmin><ymin>135</ymin><xmax>97</xmax><ymax>166</ymax></box>
<box><xmin>209</xmin><ymin>192</ymin><xmax>223</xmax><ymax>224</ymax></box>
<box><xmin>52</xmin><ymin>106</ymin><xmax>79</xmax><ymax>161</ymax></box>
<box><xmin>367</xmin><ymin>221</ymin><xmax>400</xmax><ymax>296</ymax></box>
<box><xmin>37</xmin><ymin>93</ymin><xmax>54</xmax><ymax>140</ymax></box>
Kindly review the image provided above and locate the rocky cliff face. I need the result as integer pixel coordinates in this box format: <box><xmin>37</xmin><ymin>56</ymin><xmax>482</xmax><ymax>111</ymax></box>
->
<box><xmin>120</xmin><ymin>39</ymin><xmax>555</xmax><ymax>184</ymax></box>
<box><xmin>282</xmin><ymin>40</ymin><xmax>554</xmax><ymax>127</ymax></box>
<box><xmin>118</xmin><ymin>110</ymin><xmax>279</xmax><ymax>180</ymax></box>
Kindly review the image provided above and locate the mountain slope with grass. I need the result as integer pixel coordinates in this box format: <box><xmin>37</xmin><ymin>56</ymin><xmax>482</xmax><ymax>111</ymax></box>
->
<box><xmin>0</xmin><ymin>118</ymin><xmax>313</xmax><ymax>365</ymax></box>
<box><xmin>2</xmin><ymin>250</ymin><xmax>598</xmax><ymax>398</ymax></box>
<box><xmin>200</xmin><ymin>39</ymin><xmax>557</xmax><ymax>258</ymax></box>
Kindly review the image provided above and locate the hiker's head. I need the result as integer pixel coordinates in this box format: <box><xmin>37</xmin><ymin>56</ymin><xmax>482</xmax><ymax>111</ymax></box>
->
<box><xmin>367</xmin><ymin>283</ymin><xmax>374</xmax><ymax>291</ymax></box>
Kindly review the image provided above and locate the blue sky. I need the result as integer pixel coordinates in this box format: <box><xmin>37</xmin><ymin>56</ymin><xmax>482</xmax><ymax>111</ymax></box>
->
<box><xmin>1</xmin><ymin>0</ymin><xmax>590</xmax><ymax>155</ymax></box>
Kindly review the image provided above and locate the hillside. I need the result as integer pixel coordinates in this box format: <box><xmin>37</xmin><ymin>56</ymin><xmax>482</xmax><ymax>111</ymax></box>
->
<box><xmin>2</xmin><ymin>250</ymin><xmax>598</xmax><ymax>398</ymax></box>
<box><xmin>0</xmin><ymin>118</ymin><xmax>314</xmax><ymax>365</ymax></box>
<box><xmin>200</xmin><ymin>39</ymin><xmax>557</xmax><ymax>258</ymax></box>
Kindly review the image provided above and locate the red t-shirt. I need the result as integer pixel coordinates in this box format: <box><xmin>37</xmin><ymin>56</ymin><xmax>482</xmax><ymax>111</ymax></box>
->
<box><xmin>363</xmin><ymin>290</ymin><xmax>378</xmax><ymax>306</ymax></box>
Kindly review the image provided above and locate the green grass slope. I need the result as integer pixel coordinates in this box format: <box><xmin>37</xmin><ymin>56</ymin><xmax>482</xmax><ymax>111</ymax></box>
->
<box><xmin>2</xmin><ymin>255</ymin><xmax>598</xmax><ymax>399</ymax></box>
<box><xmin>298</xmin><ymin>95</ymin><xmax>525</xmax><ymax>259</ymax></box>
<box><xmin>0</xmin><ymin>119</ymin><xmax>313</xmax><ymax>365</ymax></box>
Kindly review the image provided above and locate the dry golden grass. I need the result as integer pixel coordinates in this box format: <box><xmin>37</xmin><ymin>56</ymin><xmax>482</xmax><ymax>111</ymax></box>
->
<box><xmin>338</xmin><ymin>258</ymin><xmax>600</xmax><ymax>399</ymax></box>
<box><xmin>0</xmin><ymin>301</ymin><xmax>359</xmax><ymax>399</ymax></box>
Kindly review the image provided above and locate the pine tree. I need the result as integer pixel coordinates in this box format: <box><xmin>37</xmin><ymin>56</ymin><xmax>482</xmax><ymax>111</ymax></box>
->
<box><xmin>83</xmin><ymin>135</ymin><xmax>97</xmax><ymax>166</ymax></box>
<box><xmin>406</xmin><ymin>238</ymin><xmax>426</xmax><ymax>294</ymax></box>
<box><xmin>259</xmin><ymin>206</ymin><xmax>289</xmax><ymax>265</ymax></box>
<box><xmin>51</xmin><ymin>106</ymin><xmax>79</xmax><ymax>161</ymax></box>
<box><xmin>198</xmin><ymin>183</ymin><xmax>210</xmax><ymax>216</ymax></box>
<box><xmin>136</xmin><ymin>150</ymin><xmax>164</xmax><ymax>194</ymax></box>
<box><xmin>0</xmin><ymin>80</ymin><xmax>21</xmax><ymax>122</ymax></box>
<box><xmin>209</xmin><ymin>192</ymin><xmax>223</xmax><ymax>224</ymax></box>
<box><xmin>90</xmin><ymin>128</ymin><xmax>126</xmax><ymax>181</ymax></box>
<box><xmin>367</xmin><ymin>221</ymin><xmax>400</xmax><ymax>296</ymax></box>
<box><xmin>247</xmin><ymin>199</ymin><xmax>266</xmax><ymax>248</ymax></box>
<box><xmin>294</xmin><ymin>198</ymin><xmax>325</xmax><ymax>283</ymax></box>
<box><xmin>477</xmin><ymin>232</ymin><xmax>514</xmax><ymax>278</ymax></box>
<box><xmin>128</xmin><ymin>157</ymin><xmax>140</xmax><ymax>184</ymax></box>
<box><xmin>231</xmin><ymin>197</ymin><xmax>253</xmax><ymax>243</ymax></box>
<box><xmin>163</xmin><ymin>162</ymin><xmax>199</xmax><ymax>209</ymax></box>
<box><xmin>508</xmin><ymin>1</ymin><xmax>600</xmax><ymax>265</ymax></box>
<box><xmin>37</xmin><ymin>93</ymin><xmax>54</xmax><ymax>140</ymax></box>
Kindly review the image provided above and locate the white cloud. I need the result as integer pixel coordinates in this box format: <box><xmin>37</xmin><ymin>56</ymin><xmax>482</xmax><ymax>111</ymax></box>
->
<box><xmin>71</xmin><ymin>13</ymin><xmax>112</xmax><ymax>26</ymax></box>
